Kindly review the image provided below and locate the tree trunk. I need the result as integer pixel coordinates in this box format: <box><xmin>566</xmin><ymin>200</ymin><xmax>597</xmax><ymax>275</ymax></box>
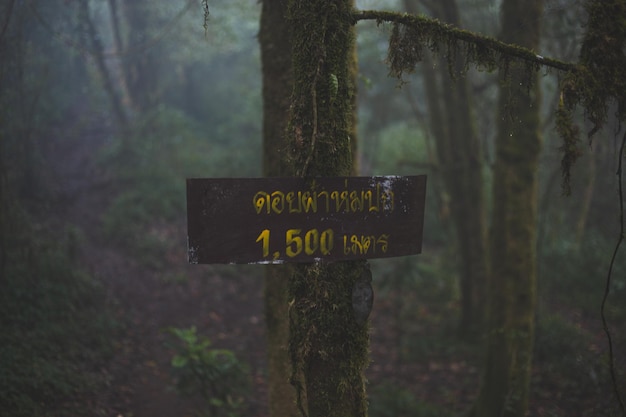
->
<box><xmin>78</xmin><ymin>0</ymin><xmax>128</xmax><ymax>128</ymax></box>
<box><xmin>471</xmin><ymin>1</ymin><xmax>543</xmax><ymax>416</ymax></box>
<box><xmin>108</xmin><ymin>0</ymin><xmax>124</xmax><ymax>56</ymax></box>
<box><xmin>121</xmin><ymin>0</ymin><xmax>159</xmax><ymax>113</ymax></box>
<box><xmin>286</xmin><ymin>1</ymin><xmax>369</xmax><ymax>416</ymax></box>
<box><xmin>404</xmin><ymin>0</ymin><xmax>488</xmax><ymax>337</ymax></box>
<box><xmin>259</xmin><ymin>1</ymin><xmax>298</xmax><ymax>416</ymax></box>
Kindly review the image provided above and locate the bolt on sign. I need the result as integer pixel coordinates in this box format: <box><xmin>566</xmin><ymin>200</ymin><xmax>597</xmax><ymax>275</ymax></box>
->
<box><xmin>186</xmin><ymin>175</ymin><xmax>427</xmax><ymax>264</ymax></box>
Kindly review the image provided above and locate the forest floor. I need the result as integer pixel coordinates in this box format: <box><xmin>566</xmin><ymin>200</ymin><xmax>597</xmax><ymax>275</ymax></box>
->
<box><xmin>45</xmin><ymin>119</ymin><xmax>624</xmax><ymax>417</ymax></box>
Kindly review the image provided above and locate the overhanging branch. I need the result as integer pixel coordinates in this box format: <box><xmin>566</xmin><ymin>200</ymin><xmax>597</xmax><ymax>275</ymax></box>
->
<box><xmin>352</xmin><ymin>9</ymin><xmax>577</xmax><ymax>74</ymax></box>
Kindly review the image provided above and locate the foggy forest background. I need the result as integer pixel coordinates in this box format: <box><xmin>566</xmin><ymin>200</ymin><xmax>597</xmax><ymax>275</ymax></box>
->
<box><xmin>1</xmin><ymin>0</ymin><xmax>624</xmax><ymax>416</ymax></box>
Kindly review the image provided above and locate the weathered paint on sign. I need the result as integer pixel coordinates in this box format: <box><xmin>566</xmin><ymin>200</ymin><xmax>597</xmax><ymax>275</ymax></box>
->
<box><xmin>186</xmin><ymin>175</ymin><xmax>427</xmax><ymax>264</ymax></box>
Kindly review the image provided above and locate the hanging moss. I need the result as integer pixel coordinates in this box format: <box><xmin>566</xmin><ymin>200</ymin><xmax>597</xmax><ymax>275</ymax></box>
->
<box><xmin>556</xmin><ymin>91</ymin><xmax>583</xmax><ymax>196</ymax></box>
<box><xmin>557</xmin><ymin>0</ymin><xmax>626</xmax><ymax>192</ymax></box>
<box><xmin>354</xmin><ymin>10</ymin><xmax>569</xmax><ymax>82</ymax></box>
<box><xmin>579</xmin><ymin>0</ymin><xmax>626</xmax><ymax>129</ymax></box>
<box><xmin>352</xmin><ymin>6</ymin><xmax>624</xmax><ymax>193</ymax></box>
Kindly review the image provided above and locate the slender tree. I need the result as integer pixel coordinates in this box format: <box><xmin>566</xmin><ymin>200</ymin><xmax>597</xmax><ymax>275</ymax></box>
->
<box><xmin>471</xmin><ymin>1</ymin><xmax>543</xmax><ymax>415</ymax></box>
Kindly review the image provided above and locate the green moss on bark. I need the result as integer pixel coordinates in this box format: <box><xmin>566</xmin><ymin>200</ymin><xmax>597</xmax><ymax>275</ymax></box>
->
<box><xmin>289</xmin><ymin>262</ymin><xmax>370</xmax><ymax>417</ymax></box>
<box><xmin>556</xmin><ymin>0</ymin><xmax>626</xmax><ymax>193</ymax></box>
<box><xmin>285</xmin><ymin>2</ymin><xmax>368</xmax><ymax>417</ymax></box>
<box><xmin>287</xmin><ymin>0</ymin><xmax>357</xmax><ymax>178</ymax></box>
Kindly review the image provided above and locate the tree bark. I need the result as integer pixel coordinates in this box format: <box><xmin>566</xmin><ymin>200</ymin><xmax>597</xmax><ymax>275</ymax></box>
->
<box><xmin>471</xmin><ymin>1</ymin><xmax>543</xmax><ymax>416</ymax></box>
<box><xmin>259</xmin><ymin>1</ymin><xmax>298</xmax><ymax>416</ymax></box>
<box><xmin>286</xmin><ymin>1</ymin><xmax>368</xmax><ymax>416</ymax></box>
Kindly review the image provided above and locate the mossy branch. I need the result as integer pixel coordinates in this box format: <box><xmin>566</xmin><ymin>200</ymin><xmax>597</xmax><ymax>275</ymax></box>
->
<box><xmin>352</xmin><ymin>9</ymin><xmax>577</xmax><ymax>73</ymax></box>
<box><xmin>353</xmin><ymin>6</ymin><xmax>626</xmax><ymax>196</ymax></box>
<box><xmin>351</xmin><ymin>8</ymin><xmax>579</xmax><ymax>193</ymax></box>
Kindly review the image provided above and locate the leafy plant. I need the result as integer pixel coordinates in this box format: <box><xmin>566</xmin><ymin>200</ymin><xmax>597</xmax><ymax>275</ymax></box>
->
<box><xmin>167</xmin><ymin>326</ymin><xmax>250</xmax><ymax>417</ymax></box>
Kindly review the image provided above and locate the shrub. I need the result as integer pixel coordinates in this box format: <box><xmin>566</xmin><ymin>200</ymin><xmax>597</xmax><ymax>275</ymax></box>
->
<box><xmin>0</xmin><ymin>221</ymin><xmax>115</xmax><ymax>417</ymax></box>
<box><xmin>167</xmin><ymin>326</ymin><xmax>250</xmax><ymax>417</ymax></box>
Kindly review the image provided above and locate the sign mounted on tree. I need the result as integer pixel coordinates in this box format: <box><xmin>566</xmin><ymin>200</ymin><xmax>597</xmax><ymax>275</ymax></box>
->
<box><xmin>186</xmin><ymin>175</ymin><xmax>427</xmax><ymax>264</ymax></box>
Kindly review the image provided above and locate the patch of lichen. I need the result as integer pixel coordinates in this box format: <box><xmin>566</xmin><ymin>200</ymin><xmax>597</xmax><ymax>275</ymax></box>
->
<box><xmin>288</xmin><ymin>261</ymin><xmax>369</xmax><ymax>417</ymax></box>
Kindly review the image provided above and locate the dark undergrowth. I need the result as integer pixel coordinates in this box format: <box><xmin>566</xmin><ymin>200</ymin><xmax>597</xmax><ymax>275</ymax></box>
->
<box><xmin>0</xmin><ymin>207</ymin><xmax>116</xmax><ymax>417</ymax></box>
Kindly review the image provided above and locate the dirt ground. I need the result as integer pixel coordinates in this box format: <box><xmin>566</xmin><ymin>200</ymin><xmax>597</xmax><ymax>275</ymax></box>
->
<box><xmin>45</xmin><ymin>121</ymin><xmax>624</xmax><ymax>417</ymax></box>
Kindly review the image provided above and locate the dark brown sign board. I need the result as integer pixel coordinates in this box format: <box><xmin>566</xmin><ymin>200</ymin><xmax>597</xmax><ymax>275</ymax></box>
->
<box><xmin>186</xmin><ymin>175</ymin><xmax>427</xmax><ymax>264</ymax></box>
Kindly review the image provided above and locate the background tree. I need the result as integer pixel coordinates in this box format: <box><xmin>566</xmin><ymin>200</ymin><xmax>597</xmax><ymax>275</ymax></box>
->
<box><xmin>471</xmin><ymin>0</ymin><xmax>544</xmax><ymax>415</ymax></box>
<box><xmin>259</xmin><ymin>0</ymin><xmax>298</xmax><ymax>416</ymax></box>
<box><xmin>78</xmin><ymin>0</ymin><xmax>129</xmax><ymax>128</ymax></box>
<box><xmin>403</xmin><ymin>0</ymin><xmax>488</xmax><ymax>338</ymax></box>
<box><xmin>121</xmin><ymin>0</ymin><xmax>161</xmax><ymax>113</ymax></box>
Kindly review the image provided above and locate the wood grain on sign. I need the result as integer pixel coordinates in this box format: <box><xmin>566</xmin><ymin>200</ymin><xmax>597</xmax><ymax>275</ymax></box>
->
<box><xmin>186</xmin><ymin>176</ymin><xmax>427</xmax><ymax>264</ymax></box>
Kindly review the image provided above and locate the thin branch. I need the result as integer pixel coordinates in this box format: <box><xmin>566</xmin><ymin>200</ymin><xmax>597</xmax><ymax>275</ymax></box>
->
<box><xmin>352</xmin><ymin>9</ymin><xmax>577</xmax><ymax>73</ymax></box>
<box><xmin>601</xmin><ymin>129</ymin><xmax>626</xmax><ymax>416</ymax></box>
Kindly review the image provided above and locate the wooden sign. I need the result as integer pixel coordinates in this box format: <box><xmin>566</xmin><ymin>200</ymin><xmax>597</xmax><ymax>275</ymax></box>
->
<box><xmin>186</xmin><ymin>175</ymin><xmax>427</xmax><ymax>264</ymax></box>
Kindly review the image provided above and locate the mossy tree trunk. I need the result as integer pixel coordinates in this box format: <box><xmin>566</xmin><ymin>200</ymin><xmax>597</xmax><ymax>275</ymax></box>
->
<box><xmin>259</xmin><ymin>1</ymin><xmax>299</xmax><ymax>416</ymax></box>
<box><xmin>286</xmin><ymin>1</ymin><xmax>369</xmax><ymax>416</ymax></box>
<box><xmin>404</xmin><ymin>0</ymin><xmax>488</xmax><ymax>338</ymax></box>
<box><xmin>471</xmin><ymin>1</ymin><xmax>543</xmax><ymax>416</ymax></box>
